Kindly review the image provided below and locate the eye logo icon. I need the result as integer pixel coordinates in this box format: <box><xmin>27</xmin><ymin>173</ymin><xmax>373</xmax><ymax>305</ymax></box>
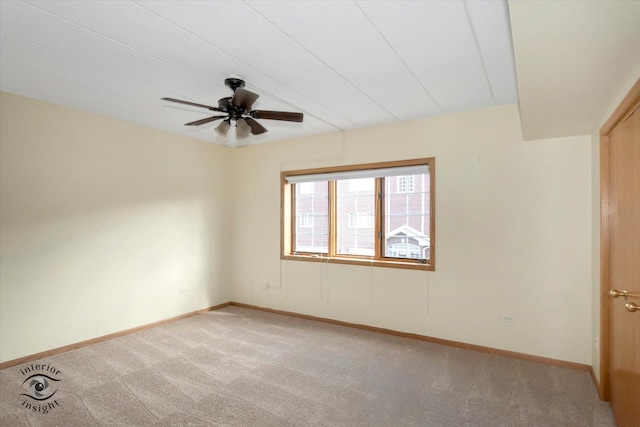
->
<box><xmin>18</xmin><ymin>363</ymin><xmax>62</xmax><ymax>414</ymax></box>
<box><xmin>21</xmin><ymin>374</ymin><xmax>60</xmax><ymax>401</ymax></box>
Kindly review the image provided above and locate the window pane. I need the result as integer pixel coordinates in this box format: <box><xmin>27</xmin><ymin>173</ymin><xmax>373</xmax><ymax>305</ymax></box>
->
<box><xmin>336</xmin><ymin>178</ymin><xmax>375</xmax><ymax>256</ymax></box>
<box><xmin>397</xmin><ymin>175</ymin><xmax>414</xmax><ymax>193</ymax></box>
<box><xmin>384</xmin><ymin>172</ymin><xmax>430</xmax><ymax>260</ymax></box>
<box><xmin>298</xmin><ymin>182</ymin><xmax>314</xmax><ymax>194</ymax></box>
<box><xmin>349</xmin><ymin>212</ymin><xmax>374</xmax><ymax>228</ymax></box>
<box><xmin>294</xmin><ymin>181</ymin><xmax>328</xmax><ymax>253</ymax></box>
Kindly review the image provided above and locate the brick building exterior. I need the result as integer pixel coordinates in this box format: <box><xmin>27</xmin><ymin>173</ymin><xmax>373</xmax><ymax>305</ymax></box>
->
<box><xmin>295</xmin><ymin>173</ymin><xmax>431</xmax><ymax>260</ymax></box>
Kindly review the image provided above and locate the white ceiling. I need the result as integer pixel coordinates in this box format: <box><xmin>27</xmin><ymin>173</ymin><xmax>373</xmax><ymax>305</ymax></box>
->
<box><xmin>0</xmin><ymin>0</ymin><xmax>517</xmax><ymax>147</ymax></box>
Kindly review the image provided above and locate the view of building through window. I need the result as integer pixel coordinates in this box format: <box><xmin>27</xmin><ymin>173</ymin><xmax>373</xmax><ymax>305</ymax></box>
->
<box><xmin>292</xmin><ymin>171</ymin><xmax>430</xmax><ymax>262</ymax></box>
<box><xmin>337</xmin><ymin>178</ymin><xmax>375</xmax><ymax>256</ymax></box>
<box><xmin>294</xmin><ymin>181</ymin><xmax>328</xmax><ymax>253</ymax></box>
<box><xmin>397</xmin><ymin>175</ymin><xmax>414</xmax><ymax>193</ymax></box>
<box><xmin>384</xmin><ymin>174</ymin><xmax>430</xmax><ymax>260</ymax></box>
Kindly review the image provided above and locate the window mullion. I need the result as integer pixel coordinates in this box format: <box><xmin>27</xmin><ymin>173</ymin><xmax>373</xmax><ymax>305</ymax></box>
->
<box><xmin>328</xmin><ymin>180</ymin><xmax>337</xmax><ymax>257</ymax></box>
<box><xmin>291</xmin><ymin>184</ymin><xmax>297</xmax><ymax>253</ymax></box>
<box><xmin>375</xmin><ymin>178</ymin><xmax>383</xmax><ymax>260</ymax></box>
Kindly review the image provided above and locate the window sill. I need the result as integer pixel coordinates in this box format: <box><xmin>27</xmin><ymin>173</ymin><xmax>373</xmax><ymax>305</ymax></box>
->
<box><xmin>281</xmin><ymin>254</ymin><xmax>433</xmax><ymax>271</ymax></box>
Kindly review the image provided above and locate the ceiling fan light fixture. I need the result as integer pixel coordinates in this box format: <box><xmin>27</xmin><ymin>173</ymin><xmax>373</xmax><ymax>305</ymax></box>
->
<box><xmin>236</xmin><ymin>119</ymin><xmax>251</xmax><ymax>138</ymax></box>
<box><xmin>215</xmin><ymin>119</ymin><xmax>231</xmax><ymax>137</ymax></box>
<box><xmin>162</xmin><ymin>78</ymin><xmax>304</xmax><ymax>141</ymax></box>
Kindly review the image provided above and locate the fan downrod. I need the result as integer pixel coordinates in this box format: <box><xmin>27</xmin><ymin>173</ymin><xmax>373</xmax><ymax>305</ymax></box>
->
<box><xmin>224</xmin><ymin>77</ymin><xmax>245</xmax><ymax>92</ymax></box>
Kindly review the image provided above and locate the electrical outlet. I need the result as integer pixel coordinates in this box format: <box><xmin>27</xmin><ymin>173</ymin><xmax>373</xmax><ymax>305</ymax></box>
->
<box><xmin>180</xmin><ymin>288</ymin><xmax>187</xmax><ymax>295</ymax></box>
<box><xmin>259</xmin><ymin>283</ymin><xmax>268</xmax><ymax>289</ymax></box>
<box><xmin>501</xmin><ymin>313</ymin><xmax>515</xmax><ymax>322</ymax></box>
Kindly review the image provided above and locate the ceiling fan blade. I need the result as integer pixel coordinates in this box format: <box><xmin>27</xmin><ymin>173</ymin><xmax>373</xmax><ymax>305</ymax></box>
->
<box><xmin>162</xmin><ymin>97</ymin><xmax>219</xmax><ymax>110</ymax></box>
<box><xmin>244</xmin><ymin>117</ymin><xmax>268</xmax><ymax>135</ymax></box>
<box><xmin>231</xmin><ymin>87</ymin><xmax>260</xmax><ymax>111</ymax></box>
<box><xmin>250</xmin><ymin>110</ymin><xmax>303</xmax><ymax>122</ymax></box>
<box><xmin>184</xmin><ymin>115</ymin><xmax>227</xmax><ymax>126</ymax></box>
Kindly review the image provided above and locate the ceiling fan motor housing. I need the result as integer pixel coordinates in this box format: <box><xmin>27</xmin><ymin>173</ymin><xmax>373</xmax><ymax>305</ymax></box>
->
<box><xmin>224</xmin><ymin>77</ymin><xmax>245</xmax><ymax>92</ymax></box>
<box><xmin>217</xmin><ymin>97</ymin><xmax>245</xmax><ymax>120</ymax></box>
<box><xmin>223</xmin><ymin>78</ymin><xmax>249</xmax><ymax>119</ymax></box>
<box><xmin>218</xmin><ymin>97</ymin><xmax>231</xmax><ymax>112</ymax></box>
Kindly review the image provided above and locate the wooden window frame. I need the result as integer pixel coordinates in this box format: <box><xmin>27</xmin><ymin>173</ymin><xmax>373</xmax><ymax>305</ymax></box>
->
<box><xmin>281</xmin><ymin>158</ymin><xmax>435</xmax><ymax>271</ymax></box>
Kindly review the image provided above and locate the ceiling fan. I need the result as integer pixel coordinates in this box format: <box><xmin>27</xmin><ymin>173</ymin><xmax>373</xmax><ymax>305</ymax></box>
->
<box><xmin>162</xmin><ymin>77</ymin><xmax>303</xmax><ymax>138</ymax></box>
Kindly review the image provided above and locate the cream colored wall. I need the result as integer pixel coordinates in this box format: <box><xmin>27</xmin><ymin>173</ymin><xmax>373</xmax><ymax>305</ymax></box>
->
<box><xmin>230</xmin><ymin>104</ymin><xmax>593</xmax><ymax>365</ymax></box>
<box><xmin>0</xmin><ymin>93</ymin><xmax>595</xmax><ymax>366</ymax></box>
<box><xmin>0</xmin><ymin>92</ymin><xmax>233</xmax><ymax>362</ymax></box>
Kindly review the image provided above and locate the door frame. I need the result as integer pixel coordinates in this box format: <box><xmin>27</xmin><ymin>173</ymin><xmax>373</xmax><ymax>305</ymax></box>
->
<box><xmin>598</xmin><ymin>78</ymin><xmax>640</xmax><ymax>401</ymax></box>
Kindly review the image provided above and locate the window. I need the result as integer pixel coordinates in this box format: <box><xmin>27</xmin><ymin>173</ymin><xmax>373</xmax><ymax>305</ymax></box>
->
<box><xmin>397</xmin><ymin>175</ymin><xmax>414</xmax><ymax>193</ymax></box>
<box><xmin>293</xmin><ymin>180</ymin><xmax>329</xmax><ymax>253</ymax></box>
<box><xmin>348</xmin><ymin>212</ymin><xmax>375</xmax><ymax>228</ymax></box>
<box><xmin>282</xmin><ymin>158</ymin><xmax>435</xmax><ymax>270</ymax></box>
<box><xmin>298</xmin><ymin>182</ymin><xmax>314</xmax><ymax>194</ymax></box>
<box><xmin>349</xmin><ymin>178</ymin><xmax>375</xmax><ymax>192</ymax></box>
<box><xmin>386</xmin><ymin>243</ymin><xmax>421</xmax><ymax>258</ymax></box>
<box><xmin>299</xmin><ymin>212</ymin><xmax>313</xmax><ymax>227</ymax></box>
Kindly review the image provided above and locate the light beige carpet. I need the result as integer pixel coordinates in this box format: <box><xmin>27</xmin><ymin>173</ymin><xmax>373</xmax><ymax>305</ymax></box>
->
<box><xmin>0</xmin><ymin>306</ymin><xmax>615</xmax><ymax>426</ymax></box>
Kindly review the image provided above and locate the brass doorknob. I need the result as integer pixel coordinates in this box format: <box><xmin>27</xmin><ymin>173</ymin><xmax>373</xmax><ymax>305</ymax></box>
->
<box><xmin>610</xmin><ymin>289</ymin><xmax>628</xmax><ymax>298</ymax></box>
<box><xmin>626</xmin><ymin>302</ymin><xmax>639</xmax><ymax>313</ymax></box>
